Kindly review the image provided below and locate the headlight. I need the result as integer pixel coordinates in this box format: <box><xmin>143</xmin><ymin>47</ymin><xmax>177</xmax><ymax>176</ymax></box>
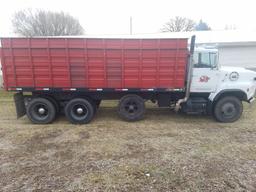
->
<box><xmin>229</xmin><ymin>72</ymin><xmax>239</xmax><ymax>81</ymax></box>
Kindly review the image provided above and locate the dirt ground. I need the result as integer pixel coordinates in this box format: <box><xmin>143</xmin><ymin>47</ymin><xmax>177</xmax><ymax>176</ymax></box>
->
<box><xmin>0</xmin><ymin>91</ymin><xmax>256</xmax><ymax>192</ymax></box>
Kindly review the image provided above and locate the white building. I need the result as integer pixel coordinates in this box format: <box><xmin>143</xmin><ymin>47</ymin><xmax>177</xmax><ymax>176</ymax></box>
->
<box><xmin>194</xmin><ymin>30</ymin><xmax>256</xmax><ymax>71</ymax></box>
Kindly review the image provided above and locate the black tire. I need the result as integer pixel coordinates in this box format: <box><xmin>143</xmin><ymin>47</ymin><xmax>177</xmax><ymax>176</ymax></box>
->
<box><xmin>118</xmin><ymin>94</ymin><xmax>145</xmax><ymax>121</ymax></box>
<box><xmin>26</xmin><ymin>97</ymin><xmax>56</xmax><ymax>124</ymax></box>
<box><xmin>65</xmin><ymin>98</ymin><xmax>94</xmax><ymax>124</ymax></box>
<box><xmin>214</xmin><ymin>96</ymin><xmax>243</xmax><ymax>123</ymax></box>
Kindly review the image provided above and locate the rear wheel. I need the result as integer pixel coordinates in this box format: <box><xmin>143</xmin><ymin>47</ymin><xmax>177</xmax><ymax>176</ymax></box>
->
<box><xmin>118</xmin><ymin>94</ymin><xmax>145</xmax><ymax>121</ymax></box>
<box><xmin>214</xmin><ymin>96</ymin><xmax>243</xmax><ymax>123</ymax></box>
<box><xmin>26</xmin><ymin>97</ymin><xmax>56</xmax><ymax>124</ymax></box>
<box><xmin>41</xmin><ymin>95</ymin><xmax>60</xmax><ymax>115</ymax></box>
<box><xmin>65</xmin><ymin>98</ymin><xmax>94</xmax><ymax>124</ymax></box>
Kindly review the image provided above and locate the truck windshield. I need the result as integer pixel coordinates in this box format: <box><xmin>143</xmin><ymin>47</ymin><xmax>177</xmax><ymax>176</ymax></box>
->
<box><xmin>193</xmin><ymin>52</ymin><xmax>217</xmax><ymax>68</ymax></box>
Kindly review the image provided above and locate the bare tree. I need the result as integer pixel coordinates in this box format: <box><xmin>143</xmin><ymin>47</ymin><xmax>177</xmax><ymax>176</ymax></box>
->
<box><xmin>12</xmin><ymin>9</ymin><xmax>84</xmax><ymax>36</ymax></box>
<box><xmin>161</xmin><ymin>16</ymin><xmax>195</xmax><ymax>32</ymax></box>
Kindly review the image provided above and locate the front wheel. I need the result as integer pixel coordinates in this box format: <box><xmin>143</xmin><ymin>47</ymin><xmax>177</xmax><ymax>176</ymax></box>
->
<box><xmin>213</xmin><ymin>96</ymin><xmax>243</xmax><ymax>123</ymax></box>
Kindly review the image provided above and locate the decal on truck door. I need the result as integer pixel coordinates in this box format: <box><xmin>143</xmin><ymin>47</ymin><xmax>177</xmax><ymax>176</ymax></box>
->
<box><xmin>199</xmin><ymin>75</ymin><xmax>210</xmax><ymax>83</ymax></box>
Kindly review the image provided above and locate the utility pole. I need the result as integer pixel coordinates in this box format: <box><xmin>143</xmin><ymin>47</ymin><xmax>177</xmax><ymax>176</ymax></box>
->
<box><xmin>130</xmin><ymin>16</ymin><xmax>133</xmax><ymax>35</ymax></box>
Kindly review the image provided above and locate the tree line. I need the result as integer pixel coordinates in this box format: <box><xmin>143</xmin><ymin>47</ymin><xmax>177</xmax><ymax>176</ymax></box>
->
<box><xmin>161</xmin><ymin>16</ymin><xmax>211</xmax><ymax>32</ymax></box>
<box><xmin>12</xmin><ymin>9</ymin><xmax>211</xmax><ymax>36</ymax></box>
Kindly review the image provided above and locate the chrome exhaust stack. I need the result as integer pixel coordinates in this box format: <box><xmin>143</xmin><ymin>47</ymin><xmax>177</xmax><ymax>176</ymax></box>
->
<box><xmin>175</xmin><ymin>35</ymin><xmax>196</xmax><ymax>112</ymax></box>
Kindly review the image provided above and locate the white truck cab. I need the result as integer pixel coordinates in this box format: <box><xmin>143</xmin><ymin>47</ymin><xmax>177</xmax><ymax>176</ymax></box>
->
<box><xmin>185</xmin><ymin>47</ymin><xmax>256</xmax><ymax>122</ymax></box>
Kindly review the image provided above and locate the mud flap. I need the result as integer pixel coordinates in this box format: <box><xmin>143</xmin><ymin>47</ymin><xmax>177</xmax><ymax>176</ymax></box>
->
<box><xmin>14</xmin><ymin>92</ymin><xmax>26</xmax><ymax>118</ymax></box>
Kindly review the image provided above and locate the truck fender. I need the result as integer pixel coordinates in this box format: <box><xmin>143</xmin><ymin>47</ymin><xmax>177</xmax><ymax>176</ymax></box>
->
<box><xmin>210</xmin><ymin>89</ymin><xmax>247</xmax><ymax>102</ymax></box>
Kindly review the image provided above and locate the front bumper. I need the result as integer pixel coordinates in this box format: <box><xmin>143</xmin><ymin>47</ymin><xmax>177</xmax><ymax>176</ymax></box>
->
<box><xmin>248</xmin><ymin>97</ymin><xmax>255</xmax><ymax>103</ymax></box>
<box><xmin>247</xmin><ymin>84</ymin><xmax>256</xmax><ymax>103</ymax></box>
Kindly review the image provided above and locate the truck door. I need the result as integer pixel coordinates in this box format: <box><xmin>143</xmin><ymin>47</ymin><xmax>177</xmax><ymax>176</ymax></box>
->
<box><xmin>190</xmin><ymin>51</ymin><xmax>219</xmax><ymax>93</ymax></box>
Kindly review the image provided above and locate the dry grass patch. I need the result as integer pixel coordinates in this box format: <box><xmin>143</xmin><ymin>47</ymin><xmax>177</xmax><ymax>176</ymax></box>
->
<box><xmin>0</xmin><ymin>91</ymin><xmax>256</xmax><ymax>191</ymax></box>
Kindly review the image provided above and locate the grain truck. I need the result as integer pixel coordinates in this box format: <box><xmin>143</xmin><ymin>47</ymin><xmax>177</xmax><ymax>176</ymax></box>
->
<box><xmin>0</xmin><ymin>36</ymin><xmax>256</xmax><ymax>124</ymax></box>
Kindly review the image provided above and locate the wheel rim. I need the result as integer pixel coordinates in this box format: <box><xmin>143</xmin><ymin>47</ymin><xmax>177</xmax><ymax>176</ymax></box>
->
<box><xmin>32</xmin><ymin>103</ymin><xmax>49</xmax><ymax>120</ymax></box>
<box><xmin>221</xmin><ymin>102</ymin><xmax>236</xmax><ymax>118</ymax></box>
<box><xmin>124</xmin><ymin>100</ymin><xmax>139</xmax><ymax>115</ymax></box>
<box><xmin>71</xmin><ymin>104</ymin><xmax>89</xmax><ymax>120</ymax></box>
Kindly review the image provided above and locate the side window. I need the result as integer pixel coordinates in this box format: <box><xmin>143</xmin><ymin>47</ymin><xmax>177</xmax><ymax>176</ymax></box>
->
<box><xmin>201</xmin><ymin>53</ymin><xmax>210</xmax><ymax>66</ymax></box>
<box><xmin>210</xmin><ymin>53</ymin><xmax>217</xmax><ymax>68</ymax></box>
<box><xmin>193</xmin><ymin>52</ymin><xmax>217</xmax><ymax>68</ymax></box>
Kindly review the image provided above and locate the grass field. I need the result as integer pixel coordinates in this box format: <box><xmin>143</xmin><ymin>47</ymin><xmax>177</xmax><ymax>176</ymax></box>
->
<box><xmin>0</xmin><ymin>91</ymin><xmax>256</xmax><ymax>191</ymax></box>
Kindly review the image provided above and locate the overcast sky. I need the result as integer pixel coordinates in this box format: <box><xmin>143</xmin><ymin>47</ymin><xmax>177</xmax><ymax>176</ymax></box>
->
<box><xmin>0</xmin><ymin>0</ymin><xmax>256</xmax><ymax>36</ymax></box>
